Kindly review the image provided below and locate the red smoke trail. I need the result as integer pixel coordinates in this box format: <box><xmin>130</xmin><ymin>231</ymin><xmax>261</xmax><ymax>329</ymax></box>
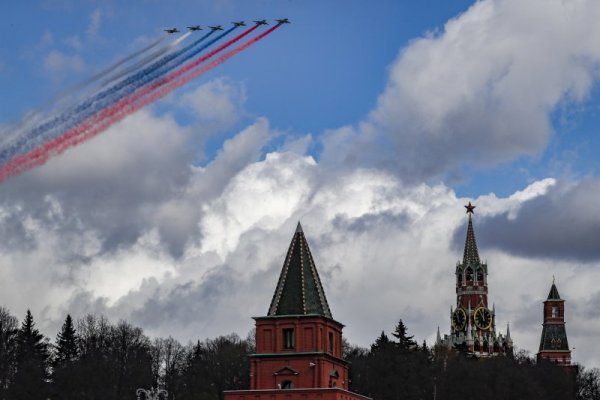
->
<box><xmin>0</xmin><ymin>23</ymin><xmax>282</xmax><ymax>182</ymax></box>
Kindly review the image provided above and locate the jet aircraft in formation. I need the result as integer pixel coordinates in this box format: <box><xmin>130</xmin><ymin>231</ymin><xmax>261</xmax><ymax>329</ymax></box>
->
<box><xmin>166</xmin><ymin>19</ymin><xmax>288</xmax><ymax>33</ymax></box>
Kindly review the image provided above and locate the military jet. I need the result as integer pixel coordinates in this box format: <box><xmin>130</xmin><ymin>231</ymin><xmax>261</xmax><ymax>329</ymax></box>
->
<box><xmin>232</xmin><ymin>21</ymin><xmax>246</xmax><ymax>27</ymax></box>
<box><xmin>187</xmin><ymin>25</ymin><xmax>202</xmax><ymax>31</ymax></box>
<box><xmin>209</xmin><ymin>25</ymin><xmax>223</xmax><ymax>31</ymax></box>
<box><xmin>254</xmin><ymin>19</ymin><xmax>268</xmax><ymax>25</ymax></box>
<box><xmin>164</xmin><ymin>28</ymin><xmax>179</xmax><ymax>34</ymax></box>
<box><xmin>276</xmin><ymin>18</ymin><xmax>290</xmax><ymax>24</ymax></box>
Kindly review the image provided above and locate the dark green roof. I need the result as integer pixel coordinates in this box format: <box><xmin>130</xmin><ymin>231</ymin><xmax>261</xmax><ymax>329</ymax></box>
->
<box><xmin>462</xmin><ymin>215</ymin><xmax>481</xmax><ymax>266</ymax></box>
<box><xmin>267</xmin><ymin>222</ymin><xmax>332</xmax><ymax>318</ymax></box>
<box><xmin>547</xmin><ymin>283</ymin><xmax>561</xmax><ymax>300</ymax></box>
<box><xmin>539</xmin><ymin>323</ymin><xmax>569</xmax><ymax>352</ymax></box>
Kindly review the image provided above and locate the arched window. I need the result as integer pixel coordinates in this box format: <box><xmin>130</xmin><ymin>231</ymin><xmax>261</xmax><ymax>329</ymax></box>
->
<box><xmin>493</xmin><ymin>341</ymin><xmax>500</xmax><ymax>353</ymax></box>
<box><xmin>474</xmin><ymin>340</ymin><xmax>480</xmax><ymax>352</ymax></box>
<box><xmin>466</xmin><ymin>267</ymin><xmax>473</xmax><ymax>282</ymax></box>
<box><xmin>457</xmin><ymin>272</ymin><xmax>463</xmax><ymax>286</ymax></box>
<box><xmin>483</xmin><ymin>340</ymin><xmax>489</xmax><ymax>353</ymax></box>
<box><xmin>476</xmin><ymin>269</ymin><xmax>484</xmax><ymax>283</ymax></box>
<box><xmin>281</xmin><ymin>380</ymin><xmax>293</xmax><ymax>390</ymax></box>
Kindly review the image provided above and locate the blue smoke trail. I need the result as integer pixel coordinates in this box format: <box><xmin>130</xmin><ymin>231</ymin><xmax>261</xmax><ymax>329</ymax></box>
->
<box><xmin>0</xmin><ymin>35</ymin><xmax>167</xmax><ymax>149</ymax></box>
<box><xmin>0</xmin><ymin>28</ymin><xmax>236</xmax><ymax>164</ymax></box>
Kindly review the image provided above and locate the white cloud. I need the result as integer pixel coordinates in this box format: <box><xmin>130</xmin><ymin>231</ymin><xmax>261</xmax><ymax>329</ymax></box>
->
<box><xmin>4</xmin><ymin>0</ymin><xmax>600</xmax><ymax>375</ymax></box>
<box><xmin>179</xmin><ymin>78</ymin><xmax>247</xmax><ymax>132</ymax></box>
<box><xmin>64</xmin><ymin>35</ymin><xmax>82</xmax><ymax>50</ymax></box>
<box><xmin>322</xmin><ymin>0</ymin><xmax>600</xmax><ymax>181</ymax></box>
<box><xmin>43</xmin><ymin>50</ymin><xmax>85</xmax><ymax>80</ymax></box>
<box><xmin>87</xmin><ymin>9</ymin><xmax>102</xmax><ymax>38</ymax></box>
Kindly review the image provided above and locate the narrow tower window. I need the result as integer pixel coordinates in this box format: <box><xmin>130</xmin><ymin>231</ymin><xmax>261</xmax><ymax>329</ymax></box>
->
<box><xmin>466</xmin><ymin>267</ymin><xmax>473</xmax><ymax>282</ymax></box>
<box><xmin>328</xmin><ymin>332</ymin><xmax>334</xmax><ymax>353</ymax></box>
<box><xmin>552</xmin><ymin>306</ymin><xmax>559</xmax><ymax>318</ymax></box>
<box><xmin>476</xmin><ymin>269</ymin><xmax>484</xmax><ymax>283</ymax></box>
<box><xmin>457</xmin><ymin>272</ymin><xmax>463</xmax><ymax>286</ymax></box>
<box><xmin>283</xmin><ymin>328</ymin><xmax>295</xmax><ymax>349</ymax></box>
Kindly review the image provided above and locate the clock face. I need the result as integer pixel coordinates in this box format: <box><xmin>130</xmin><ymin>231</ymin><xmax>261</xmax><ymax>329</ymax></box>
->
<box><xmin>452</xmin><ymin>308</ymin><xmax>467</xmax><ymax>331</ymax></box>
<box><xmin>474</xmin><ymin>307</ymin><xmax>493</xmax><ymax>330</ymax></box>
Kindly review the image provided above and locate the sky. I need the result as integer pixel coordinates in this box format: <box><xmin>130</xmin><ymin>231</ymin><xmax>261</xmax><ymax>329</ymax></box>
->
<box><xmin>1</xmin><ymin>0</ymin><xmax>600</xmax><ymax>369</ymax></box>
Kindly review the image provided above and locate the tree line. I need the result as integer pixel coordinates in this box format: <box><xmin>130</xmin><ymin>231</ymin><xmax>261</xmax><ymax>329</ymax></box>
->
<box><xmin>0</xmin><ymin>306</ymin><xmax>250</xmax><ymax>399</ymax></box>
<box><xmin>1</xmin><ymin>306</ymin><xmax>600</xmax><ymax>399</ymax></box>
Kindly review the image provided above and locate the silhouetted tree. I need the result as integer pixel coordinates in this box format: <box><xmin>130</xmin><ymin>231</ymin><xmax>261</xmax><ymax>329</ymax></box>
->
<box><xmin>577</xmin><ymin>367</ymin><xmax>600</xmax><ymax>400</ymax></box>
<box><xmin>52</xmin><ymin>314</ymin><xmax>79</xmax><ymax>399</ymax></box>
<box><xmin>9</xmin><ymin>310</ymin><xmax>50</xmax><ymax>399</ymax></box>
<box><xmin>391</xmin><ymin>319</ymin><xmax>416</xmax><ymax>351</ymax></box>
<box><xmin>0</xmin><ymin>307</ymin><xmax>18</xmax><ymax>398</ymax></box>
<box><xmin>180</xmin><ymin>334</ymin><xmax>250</xmax><ymax>400</ymax></box>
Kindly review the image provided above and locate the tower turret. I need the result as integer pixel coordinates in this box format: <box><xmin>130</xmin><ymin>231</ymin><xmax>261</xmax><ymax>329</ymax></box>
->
<box><xmin>225</xmin><ymin>223</ymin><xmax>371</xmax><ymax>400</ymax></box>
<box><xmin>537</xmin><ymin>279</ymin><xmax>572</xmax><ymax>367</ymax></box>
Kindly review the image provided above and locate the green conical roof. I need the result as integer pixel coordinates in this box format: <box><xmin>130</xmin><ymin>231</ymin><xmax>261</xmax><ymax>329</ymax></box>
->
<box><xmin>547</xmin><ymin>282</ymin><xmax>561</xmax><ymax>300</ymax></box>
<box><xmin>463</xmin><ymin>214</ymin><xmax>481</xmax><ymax>265</ymax></box>
<box><xmin>268</xmin><ymin>222</ymin><xmax>332</xmax><ymax>318</ymax></box>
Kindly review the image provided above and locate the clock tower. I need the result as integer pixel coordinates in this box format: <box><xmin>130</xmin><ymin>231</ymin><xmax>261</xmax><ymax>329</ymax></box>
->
<box><xmin>436</xmin><ymin>203</ymin><xmax>513</xmax><ymax>356</ymax></box>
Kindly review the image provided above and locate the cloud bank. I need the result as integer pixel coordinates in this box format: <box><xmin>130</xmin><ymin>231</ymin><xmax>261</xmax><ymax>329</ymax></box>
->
<box><xmin>2</xmin><ymin>0</ymin><xmax>600</xmax><ymax>371</ymax></box>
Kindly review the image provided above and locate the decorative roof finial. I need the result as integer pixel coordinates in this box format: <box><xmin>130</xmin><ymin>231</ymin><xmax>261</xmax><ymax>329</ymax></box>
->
<box><xmin>464</xmin><ymin>202</ymin><xmax>476</xmax><ymax>216</ymax></box>
<box><xmin>553</xmin><ymin>275</ymin><xmax>555</xmax><ymax>285</ymax></box>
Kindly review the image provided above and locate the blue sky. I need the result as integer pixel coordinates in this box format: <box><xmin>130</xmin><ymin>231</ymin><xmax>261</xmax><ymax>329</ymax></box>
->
<box><xmin>2</xmin><ymin>0</ymin><xmax>600</xmax><ymax>369</ymax></box>
<box><xmin>2</xmin><ymin>0</ymin><xmax>598</xmax><ymax>199</ymax></box>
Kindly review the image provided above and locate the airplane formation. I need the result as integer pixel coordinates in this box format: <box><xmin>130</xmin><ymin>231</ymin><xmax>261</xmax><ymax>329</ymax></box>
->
<box><xmin>164</xmin><ymin>19</ymin><xmax>289</xmax><ymax>33</ymax></box>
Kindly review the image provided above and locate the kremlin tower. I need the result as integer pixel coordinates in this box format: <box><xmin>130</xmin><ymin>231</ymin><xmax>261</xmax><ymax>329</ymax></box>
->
<box><xmin>436</xmin><ymin>203</ymin><xmax>513</xmax><ymax>357</ymax></box>
<box><xmin>224</xmin><ymin>223</ymin><xmax>370</xmax><ymax>400</ymax></box>
<box><xmin>537</xmin><ymin>279</ymin><xmax>573</xmax><ymax>367</ymax></box>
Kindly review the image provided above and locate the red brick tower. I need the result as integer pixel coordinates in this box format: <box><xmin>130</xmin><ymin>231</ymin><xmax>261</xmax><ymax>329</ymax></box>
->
<box><xmin>537</xmin><ymin>279</ymin><xmax>572</xmax><ymax>367</ymax></box>
<box><xmin>224</xmin><ymin>223</ymin><xmax>370</xmax><ymax>400</ymax></box>
<box><xmin>436</xmin><ymin>203</ymin><xmax>513</xmax><ymax>356</ymax></box>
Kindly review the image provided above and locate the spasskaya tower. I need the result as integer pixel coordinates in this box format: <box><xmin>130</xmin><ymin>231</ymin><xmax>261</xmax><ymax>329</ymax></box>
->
<box><xmin>436</xmin><ymin>203</ymin><xmax>513</xmax><ymax>357</ymax></box>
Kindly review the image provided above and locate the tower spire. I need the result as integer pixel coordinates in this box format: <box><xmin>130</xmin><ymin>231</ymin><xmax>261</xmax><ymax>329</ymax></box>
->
<box><xmin>547</xmin><ymin>278</ymin><xmax>561</xmax><ymax>300</ymax></box>
<box><xmin>268</xmin><ymin>223</ymin><xmax>332</xmax><ymax>318</ymax></box>
<box><xmin>463</xmin><ymin>202</ymin><xmax>480</xmax><ymax>265</ymax></box>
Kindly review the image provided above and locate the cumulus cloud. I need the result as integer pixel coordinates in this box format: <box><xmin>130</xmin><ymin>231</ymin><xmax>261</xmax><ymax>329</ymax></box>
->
<box><xmin>179</xmin><ymin>78</ymin><xmax>247</xmax><ymax>133</ymax></box>
<box><xmin>464</xmin><ymin>177</ymin><xmax>600</xmax><ymax>262</ymax></box>
<box><xmin>4</xmin><ymin>0</ymin><xmax>600</xmax><ymax>374</ymax></box>
<box><xmin>321</xmin><ymin>0</ymin><xmax>600</xmax><ymax>181</ymax></box>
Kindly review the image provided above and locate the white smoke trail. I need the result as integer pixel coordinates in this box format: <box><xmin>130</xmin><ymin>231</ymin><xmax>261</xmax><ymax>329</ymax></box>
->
<box><xmin>101</xmin><ymin>31</ymin><xmax>192</xmax><ymax>87</ymax></box>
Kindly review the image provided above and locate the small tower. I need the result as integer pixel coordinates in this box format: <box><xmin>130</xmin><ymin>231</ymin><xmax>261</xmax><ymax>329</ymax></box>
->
<box><xmin>224</xmin><ymin>223</ymin><xmax>371</xmax><ymax>400</ymax></box>
<box><xmin>537</xmin><ymin>279</ymin><xmax>572</xmax><ymax>366</ymax></box>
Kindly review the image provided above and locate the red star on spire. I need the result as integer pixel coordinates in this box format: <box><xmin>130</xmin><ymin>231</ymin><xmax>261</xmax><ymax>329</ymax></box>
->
<box><xmin>464</xmin><ymin>202</ymin><xmax>476</xmax><ymax>215</ymax></box>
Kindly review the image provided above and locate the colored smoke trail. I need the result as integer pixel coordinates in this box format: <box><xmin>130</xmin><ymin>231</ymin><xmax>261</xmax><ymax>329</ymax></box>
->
<box><xmin>100</xmin><ymin>33</ymin><xmax>185</xmax><ymax>87</ymax></box>
<box><xmin>0</xmin><ymin>24</ymin><xmax>282</xmax><ymax>183</ymax></box>
<box><xmin>0</xmin><ymin>35</ymin><xmax>168</xmax><ymax>149</ymax></box>
<box><xmin>77</xmin><ymin>34</ymin><xmax>169</xmax><ymax>90</ymax></box>
<box><xmin>0</xmin><ymin>29</ymin><xmax>222</xmax><ymax>164</ymax></box>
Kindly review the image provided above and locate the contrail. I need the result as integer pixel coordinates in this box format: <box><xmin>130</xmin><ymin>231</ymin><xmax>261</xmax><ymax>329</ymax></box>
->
<box><xmin>0</xmin><ymin>23</ymin><xmax>283</xmax><ymax>182</ymax></box>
